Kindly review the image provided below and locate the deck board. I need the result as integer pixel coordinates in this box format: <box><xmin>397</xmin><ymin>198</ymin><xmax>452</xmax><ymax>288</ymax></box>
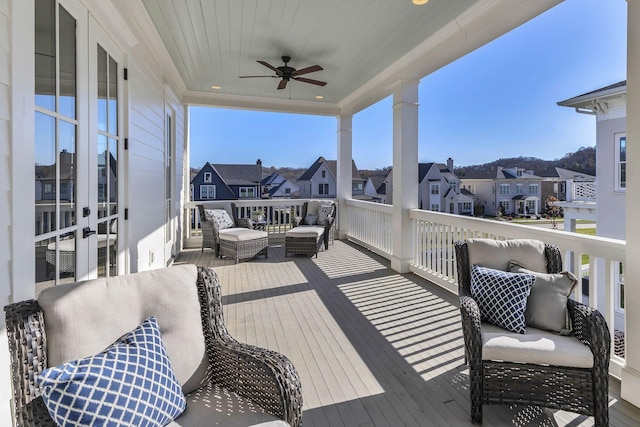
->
<box><xmin>176</xmin><ymin>240</ymin><xmax>640</xmax><ymax>427</ymax></box>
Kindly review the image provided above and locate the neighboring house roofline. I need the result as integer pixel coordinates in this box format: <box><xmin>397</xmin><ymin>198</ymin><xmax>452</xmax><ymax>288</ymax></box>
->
<box><xmin>557</xmin><ymin>80</ymin><xmax>626</xmax><ymax>109</ymax></box>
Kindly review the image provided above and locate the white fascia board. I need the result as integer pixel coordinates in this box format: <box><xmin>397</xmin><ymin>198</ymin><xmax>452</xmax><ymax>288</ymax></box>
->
<box><xmin>558</xmin><ymin>87</ymin><xmax>627</xmax><ymax>109</ymax></box>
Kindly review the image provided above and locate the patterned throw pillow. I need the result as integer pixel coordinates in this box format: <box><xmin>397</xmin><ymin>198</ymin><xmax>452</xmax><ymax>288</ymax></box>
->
<box><xmin>302</xmin><ymin>214</ymin><xmax>318</xmax><ymax>225</ymax></box>
<box><xmin>37</xmin><ymin>317</ymin><xmax>186</xmax><ymax>427</ymax></box>
<box><xmin>205</xmin><ymin>208</ymin><xmax>234</xmax><ymax>230</ymax></box>
<box><xmin>471</xmin><ymin>265</ymin><xmax>535</xmax><ymax>334</ymax></box>
<box><xmin>317</xmin><ymin>205</ymin><xmax>333</xmax><ymax>226</ymax></box>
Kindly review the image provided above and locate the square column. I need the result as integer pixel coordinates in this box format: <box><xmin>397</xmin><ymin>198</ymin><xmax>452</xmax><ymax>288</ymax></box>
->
<box><xmin>622</xmin><ymin>0</ymin><xmax>640</xmax><ymax>406</ymax></box>
<box><xmin>391</xmin><ymin>80</ymin><xmax>419</xmax><ymax>273</ymax></box>
<box><xmin>337</xmin><ymin>115</ymin><xmax>353</xmax><ymax>239</ymax></box>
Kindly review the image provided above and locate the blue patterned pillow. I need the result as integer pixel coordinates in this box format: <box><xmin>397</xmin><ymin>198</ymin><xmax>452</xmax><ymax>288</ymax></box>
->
<box><xmin>37</xmin><ymin>317</ymin><xmax>186</xmax><ymax>427</ymax></box>
<box><xmin>471</xmin><ymin>265</ymin><xmax>535</xmax><ymax>334</ymax></box>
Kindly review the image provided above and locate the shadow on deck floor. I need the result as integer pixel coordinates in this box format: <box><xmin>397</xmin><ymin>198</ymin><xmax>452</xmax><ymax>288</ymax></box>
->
<box><xmin>175</xmin><ymin>240</ymin><xmax>640</xmax><ymax>427</ymax></box>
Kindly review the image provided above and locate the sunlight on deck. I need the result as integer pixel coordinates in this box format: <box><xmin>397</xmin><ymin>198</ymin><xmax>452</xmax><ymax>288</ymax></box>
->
<box><xmin>339</xmin><ymin>275</ymin><xmax>464</xmax><ymax>381</ymax></box>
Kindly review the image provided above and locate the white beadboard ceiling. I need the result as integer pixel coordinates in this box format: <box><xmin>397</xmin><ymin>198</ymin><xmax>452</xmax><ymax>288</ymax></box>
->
<box><xmin>137</xmin><ymin>0</ymin><xmax>562</xmax><ymax>114</ymax></box>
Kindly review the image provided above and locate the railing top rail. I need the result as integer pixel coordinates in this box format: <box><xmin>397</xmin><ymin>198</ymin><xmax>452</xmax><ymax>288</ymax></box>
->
<box><xmin>409</xmin><ymin>208</ymin><xmax>625</xmax><ymax>261</ymax></box>
<box><xmin>346</xmin><ymin>198</ymin><xmax>394</xmax><ymax>213</ymax></box>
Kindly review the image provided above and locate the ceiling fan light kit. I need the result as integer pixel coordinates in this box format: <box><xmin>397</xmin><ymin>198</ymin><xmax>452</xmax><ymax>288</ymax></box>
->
<box><xmin>240</xmin><ymin>56</ymin><xmax>327</xmax><ymax>90</ymax></box>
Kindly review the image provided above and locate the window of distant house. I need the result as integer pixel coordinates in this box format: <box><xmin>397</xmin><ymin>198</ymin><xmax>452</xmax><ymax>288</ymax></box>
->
<box><xmin>499</xmin><ymin>184</ymin><xmax>509</xmax><ymax>195</ymax></box>
<box><xmin>517</xmin><ymin>170</ymin><xmax>523</xmax><ymax>177</ymax></box>
<box><xmin>353</xmin><ymin>182</ymin><xmax>363</xmax><ymax>191</ymax></box>
<box><xmin>430</xmin><ymin>204</ymin><xmax>439</xmax><ymax>211</ymax></box>
<box><xmin>239</xmin><ymin>187</ymin><xmax>255</xmax><ymax>198</ymax></box>
<box><xmin>318</xmin><ymin>183</ymin><xmax>329</xmax><ymax>194</ymax></box>
<box><xmin>431</xmin><ymin>184</ymin><xmax>439</xmax><ymax>195</ymax></box>
<box><xmin>463</xmin><ymin>202</ymin><xmax>472</xmax><ymax>211</ymax></box>
<box><xmin>516</xmin><ymin>184</ymin><xmax>523</xmax><ymax>194</ymax></box>
<box><xmin>491</xmin><ymin>184</ymin><xmax>495</xmax><ymax>194</ymax></box>
<box><xmin>529</xmin><ymin>184</ymin><xmax>538</xmax><ymax>194</ymax></box>
<box><xmin>559</xmin><ymin>182</ymin><xmax>566</xmax><ymax>194</ymax></box>
<box><xmin>616</xmin><ymin>133</ymin><xmax>626</xmax><ymax>191</ymax></box>
<box><xmin>200</xmin><ymin>185</ymin><xmax>215</xmax><ymax>199</ymax></box>
<box><xmin>285</xmin><ymin>188</ymin><xmax>291</xmax><ymax>194</ymax></box>
<box><xmin>321</xmin><ymin>170</ymin><xmax>326</xmax><ymax>178</ymax></box>
<box><xmin>499</xmin><ymin>200</ymin><xmax>510</xmax><ymax>213</ymax></box>
<box><xmin>204</xmin><ymin>172</ymin><xmax>212</xmax><ymax>183</ymax></box>
<box><xmin>450</xmin><ymin>182</ymin><xmax>457</xmax><ymax>192</ymax></box>
<box><xmin>526</xmin><ymin>200</ymin><xmax>536</xmax><ymax>213</ymax></box>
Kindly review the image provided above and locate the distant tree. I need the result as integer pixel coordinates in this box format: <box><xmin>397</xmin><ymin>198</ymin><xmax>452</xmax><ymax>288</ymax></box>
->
<box><xmin>545</xmin><ymin>195</ymin><xmax>563</xmax><ymax>229</ymax></box>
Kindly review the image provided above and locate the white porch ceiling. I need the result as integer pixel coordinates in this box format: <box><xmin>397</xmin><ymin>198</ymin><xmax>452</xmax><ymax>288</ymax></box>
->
<box><xmin>130</xmin><ymin>0</ymin><xmax>563</xmax><ymax>115</ymax></box>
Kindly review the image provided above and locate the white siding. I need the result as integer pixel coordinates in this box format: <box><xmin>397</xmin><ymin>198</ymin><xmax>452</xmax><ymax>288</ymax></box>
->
<box><xmin>597</xmin><ymin>116</ymin><xmax>626</xmax><ymax>240</ymax></box>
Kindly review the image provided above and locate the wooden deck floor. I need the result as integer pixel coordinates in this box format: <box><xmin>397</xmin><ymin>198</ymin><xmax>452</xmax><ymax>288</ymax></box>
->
<box><xmin>175</xmin><ymin>240</ymin><xmax>640</xmax><ymax>427</ymax></box>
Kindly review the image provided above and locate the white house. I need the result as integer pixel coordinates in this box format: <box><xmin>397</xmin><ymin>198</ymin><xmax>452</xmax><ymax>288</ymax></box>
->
<box><xmin>297</xmin><ymin>156</ymin><xmax>364</xmax><ymax>199</ymax></box>
<box><xmin>268</xmin><ymin>179</ymin><xmax>300</xmax><ymax>198</ymax></box>
<box><xmin>558</xmin><ymin>80</ymin><xmax>627</xmax><ymax>332</ymax></box>
<box><xmin>363</xmin><ymin>174</ymin><xmax>388</xmax><ymax>204</ymax></box>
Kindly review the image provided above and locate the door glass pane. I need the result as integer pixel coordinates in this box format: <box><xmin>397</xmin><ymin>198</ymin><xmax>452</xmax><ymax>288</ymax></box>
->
<box><xmin>109</xmin><ymin>138</ymin><xmax>118</xmax><ymax>216</ymax></box>
<box><xmin>97</xmin><ymin>46</ymin><xmax>107</xmax><ymax>132</ymax></box>
<box><xmin>59</xmin><ymin>6</ymin><xmax>76</xmax><ymax>119</ymax></box>
<box><xmin>36</xmin><ymin>232</ymin><xmax>76</xmax><ymax>297</ymax></box>
<box><xmin>35</xmin><ymin>112</ymin><xmax>56</xmax><ymax>235</ymax></box>
<box><xmin>59</xmin><ymin>120</ymin><xmax>76</xmax><ymax>228</ymax></box>
<box><xmin>35</xmin><ymin>0</ymin><xmax>55</xmax><ymax>111</ymax></box>
<box><xmin>108</xmin><ymin>56</ymin><xmax>118</xmax><ymax>135</ymax></box>
<box><xmin>97</xmin><ymin>219</ymin><xmax>117</xmax><ymax>278</ymax></box>
<box><xmin>97</xmin><ymin>134</ymin><xmax>108</xmax><ymax>218</ymax></box>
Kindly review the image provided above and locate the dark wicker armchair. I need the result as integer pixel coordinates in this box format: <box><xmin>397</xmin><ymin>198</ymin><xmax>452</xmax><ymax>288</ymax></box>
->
<box><xmin>4</xmin><ymin>266</ymin><xmax>302</xmax><ymax>427</ymax></box>
<box><xmin>285</xmin><ymin>201</ymin><xmax>337</xmax><ymax>257</ymax></box>
<box><xmin>454</xmin><ymin>240</ymin><xmax>610</xmax><ymax>426</ymax></box>
<box><xmin>197</xmin><ymin>203</ymin><xmax>253</xmax><ymax>254</ymax></box>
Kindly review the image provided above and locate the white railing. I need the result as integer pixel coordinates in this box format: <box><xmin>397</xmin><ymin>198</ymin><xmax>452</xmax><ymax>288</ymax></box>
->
<box><xmin>183</xmin><ymin>199</ymin><xmax>331</xmax><ymax>246</ymax></box>
<box><xmin>568</xmin><ymin>180</ymin><xmax>597</xmax><ymax>201</ymax></box>
<box><xmin>408</xmin><ymin>209</ymin><xmax>626</xmax><ymax>376</ymax></box>
<box><xmin>345</xmin><ymin>199</ymin><xmax>393</xmax><ymax>258</ymax></box>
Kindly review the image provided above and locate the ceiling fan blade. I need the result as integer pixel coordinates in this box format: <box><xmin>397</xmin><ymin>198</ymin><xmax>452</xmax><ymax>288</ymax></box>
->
<box><xmin>291</xmin><ymin>65</ymin><xmax>323</xmax><ymax>76</ymax></box>
<box><xmin>239</xmin><ymin>75</ymin><xmax>278</xmax><ymax>78</ymax></box>
<box><xmin>257</xmin><ymin>60</ymin><xmax>283</xmax><ymax>76</ymax></box>
<box><xmin>293</xmin><ymin>77</ymin><xmax>327</xmax><ymax>87</ymax></box>
<box><xmin>277</xmin><ymin>79</ymin><xmax>288</xmax><ymax>90</ymax></box>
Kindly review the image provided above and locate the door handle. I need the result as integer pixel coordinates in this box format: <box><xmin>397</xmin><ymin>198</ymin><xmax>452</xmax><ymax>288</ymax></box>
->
<box><xmin>83</xmin><ymin>227</ymin><xmax>97</xmax><ymax>238</ymax></box>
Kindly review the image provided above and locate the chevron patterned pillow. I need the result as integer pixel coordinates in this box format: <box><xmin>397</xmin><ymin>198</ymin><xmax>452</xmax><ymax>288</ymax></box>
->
<box><xmin>37</xmin><ymin>317</ymin><xmax>186</xmax><ymax>427</ymax></box>
<box><xmin>471</xmin><ymin>265</ymin><xmax>535</xmax><ymax>334</ymax></box>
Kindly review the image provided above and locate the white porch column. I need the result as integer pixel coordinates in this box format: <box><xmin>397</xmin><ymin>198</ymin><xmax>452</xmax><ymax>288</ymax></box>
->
<box><xmin>336</xmin><ymin>114</ymin><xmax>353</xmax><ymax>239</ymax></box>
<box><xmin>622</xmin><ymin>0</ymin><xmax>640</xmax><ymax>407</ymax></box>
<box><xmin>391</xmin><ymin>80</ymin><xmax>419</xmax><ymax>273</ymax></box>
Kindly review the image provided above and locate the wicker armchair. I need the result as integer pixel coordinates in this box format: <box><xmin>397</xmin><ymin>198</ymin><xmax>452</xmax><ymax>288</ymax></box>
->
<box><xmin>4</xmin><ymin>266</ymin><xmax>302</xmax><ymax>427</ymax></box>
<box><xmin>285</xmin><ymin>201</ymin><xmax>336</xmax><ymax>257</ymax></box>
<box><xmin>197</xmin><ymin>203</ymin><xmax>252</xmax><ymax>254</ymax></box>
<box><xmin>454</xmin><ymin>240</ymin><xmax>610</xmax><ymax>426</ymax></box>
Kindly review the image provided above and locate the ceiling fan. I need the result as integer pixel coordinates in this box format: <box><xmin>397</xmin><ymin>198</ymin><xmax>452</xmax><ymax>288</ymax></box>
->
<box><xmin>239</xmin><ymin>56</ymin><xmax>326</xmax><ymax>90</ymax></box>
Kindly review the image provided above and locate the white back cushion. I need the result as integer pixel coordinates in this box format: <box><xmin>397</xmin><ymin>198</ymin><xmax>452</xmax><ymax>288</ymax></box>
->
<box><xmin>38</xmin><ymin>264</ymin><xmax>209</xmax><ymax>394</ymax></box>
<box><xmin>467</xmin><ymin>238</ymin><xmax>547</xmax><ymax>273</ymax></box>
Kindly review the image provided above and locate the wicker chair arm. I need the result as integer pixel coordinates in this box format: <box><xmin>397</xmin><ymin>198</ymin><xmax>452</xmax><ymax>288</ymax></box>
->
<box><xmin>4</xmin><ymin>300</ymin><xmax>55</xmax><ymax>426</ymax></box>
<box><xmin>459</xmin><ymin>295</ymin><xmax>483</xmax><ymax>364</ymax></box>
<box><xmin>568</xmin><ymin>299</ymin><xmax>611</xmax><ymax>361</ymax></box>
<box><xmin>196</xmin><ymin>267</ymin><xmax>302</xmax><ymax>426</ymax></box>
<box><xmin>211</xmin><ymin>340</ymin><xmax>303</xmax><ymax>427</ymax></box>
<box><xmin>235</xmin><ymin>217</ymin><xmax>253</xmax><ymax>229</ymax></box>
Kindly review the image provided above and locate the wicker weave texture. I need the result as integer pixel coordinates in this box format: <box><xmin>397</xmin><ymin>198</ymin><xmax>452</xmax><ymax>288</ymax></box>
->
<box><xmin>220</xmin><ymin>236</ymin><xmax>268</xmax><ymax>263</ymax></box>
<box><xmin>454</xmin><ymin>240</ymin><xmax>610</xmax><ymax>426</ymax></box>
<box><xmin>285</xmin><ymin>235</ymin><xmax>323</xmax><ymax>258</ymax></box>
<box><xmin>4</xmin><ymin>266</ymin><xmax>303</xmax><ymax>427</ymax></box>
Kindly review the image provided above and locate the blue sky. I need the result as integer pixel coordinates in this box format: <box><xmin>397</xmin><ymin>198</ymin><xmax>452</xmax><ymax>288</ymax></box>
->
<box><xmin>189</xmin><ymin>0</ymin><xmax>627</xmax><ymax>171</ymax></box>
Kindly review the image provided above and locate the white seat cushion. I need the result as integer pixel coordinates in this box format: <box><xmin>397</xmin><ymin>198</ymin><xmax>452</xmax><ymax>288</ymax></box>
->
<box><xmin>481</xmin><ymin>322</ymin><xmax>593</xmax><ymax>368</ymax></box>
<box><xmin>218</xmin><ymin>228</ymin><xmax>268</xmax><ymax>242</ymax></box>
<box><xmin>286</xmin><ymin>226</ymin><xmax>324</xmax><ymax>239</ymax></box>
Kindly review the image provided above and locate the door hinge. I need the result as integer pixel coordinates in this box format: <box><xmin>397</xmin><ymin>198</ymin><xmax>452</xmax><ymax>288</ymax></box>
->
<box><xmin>125</xmin><ymin>208</ymin><xmax>129</xmax><ymax>220</ymax></box>
<box><xmin>124</xmin><ymin>68</ymin><xmax>128</xmax><ymax>80</ymax></box>
<box><xmin>124</xmin><ymin>138</ymin><xmax>128</xmax><ymax>150</ymax></box>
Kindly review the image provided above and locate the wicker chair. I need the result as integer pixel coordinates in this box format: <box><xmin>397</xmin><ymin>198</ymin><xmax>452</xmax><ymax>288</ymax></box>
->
<box><xmin>454</xmin><ymin>239</ymin><xmax>610</xmax><ymax>426</ymax></box>
<box><xmin>4</xmin><ymin>266</ymin><xmax>302</xmax><ymax>427</ymax></box>
<box><xmin>285</xmin><ymin>201</ymin><xmax>336</xmax><ymax>257</ymax></box>
<box><xmin>198</xmin><ymin>203</ymin><xmax>268</xmax><ymax>262</ymax></box>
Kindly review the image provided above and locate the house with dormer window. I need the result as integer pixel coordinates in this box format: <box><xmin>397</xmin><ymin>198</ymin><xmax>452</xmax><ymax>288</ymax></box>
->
<box><xmin>298</xmin><ymin>156</ymin><xmax>365</xmax><ymax>198</ymax></box>
<box><xmin>191</xmin><ymin>160</ymin><xmax>262</xmax><ymax>201</ymax></box>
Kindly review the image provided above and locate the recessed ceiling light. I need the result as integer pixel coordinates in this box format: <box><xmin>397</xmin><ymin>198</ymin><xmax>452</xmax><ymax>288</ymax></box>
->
<box><xmin>315</xmin><ymin>95</ymin><xmax>324</xmax><ymax>99</ymax></box>
<box><xmin>413</xmin><ymin>0</ymin><xmax>429</xmax><ymax>4</ymax></box>
<box><xmin>210</xmin><ymin>85</ymin><xmax>221</xmax><ymax>90</ymax></box>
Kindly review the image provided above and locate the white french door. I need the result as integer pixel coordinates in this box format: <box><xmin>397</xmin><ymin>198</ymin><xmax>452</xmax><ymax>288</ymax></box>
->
<box><xmin>34</xmin><ymin>0</ymin><xmax>124</xmax><ymax>293</ymax></box>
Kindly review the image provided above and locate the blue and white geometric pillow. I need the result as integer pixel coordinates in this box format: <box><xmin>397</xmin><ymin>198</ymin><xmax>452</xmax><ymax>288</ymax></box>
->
<box><xmin>471</xmin><ymin>265</ymin><xmax>535</xmax><ymax>334</ymax></box>
<box><xmin>37</xmin><ymin>317</ymin><xmax>186</xmax><ymax>427</ymax></box>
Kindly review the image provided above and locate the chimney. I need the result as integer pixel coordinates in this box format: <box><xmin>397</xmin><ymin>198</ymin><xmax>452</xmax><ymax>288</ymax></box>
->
<box><xmin>447</xmin><ymin>158</ymin><xmax>453</xmax><ymax>171</ymax></box>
